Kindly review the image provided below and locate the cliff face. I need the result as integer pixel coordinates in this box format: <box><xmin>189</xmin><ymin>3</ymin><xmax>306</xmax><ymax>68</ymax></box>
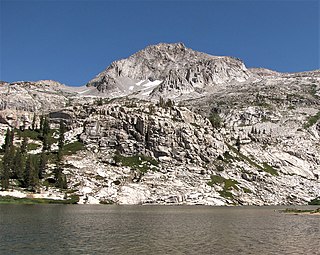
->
<box><xmin>0</xmin><ymin>43</ymin><xmax>319</xmax><ymax>205</ymax></box>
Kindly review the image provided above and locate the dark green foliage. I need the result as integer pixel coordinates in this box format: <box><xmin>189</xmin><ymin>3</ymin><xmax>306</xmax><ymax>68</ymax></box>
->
<box><xmin>207</xmin><ymin>175</ymin><xmax>239</xmax><ymax>199</ymax></box>
<box><xmin>262</xmin><ymin>162</ymin><xmax>278</xmax><ymax>176</ymax></box>
<box><xmin>308</xmin><ymin>197</ymin><xmax>320</xmax><ymax>205</ymax></box>
<box><xmin>165</xmin><ymin>99</ymin><xmax>174</xmax><ymax>108</ymax></box>
<box><xmin>1</xmin><ymin>129</ymin><xmax>15</xmax><ymax>190</ymax></box>
<box><xmin>39</xmin><ymin>116</ymin><xmax>44</xmax><ymax>133</ymax></box>
<box><xmin>208</xmin><ymin>112</ymin><xmax>222</xmax><ymax>129</ymax></box>
<box><xmin>207</xmin><ymin>175</ymin><xmax>225</xmax><ymax>185</ymax></box>
<box><xmin>38</xmin><ymin>152</ymin><xmax>47</xmax><ymax>179</ymax></box>
<box><xmin>96</xmin><ymin>98</ymin><xmax>103</xmax><ymax>106</ymax></box>
<box><xmin>57</xmin><ymin>120</ymin><xmax>65</xmax><ymax>162</ymax></box>
<box><xmin>303</xmin><ymin>111</ymin><xmax>320</xmax><ymax>129</ymax></box>
<box><xmin>21</xmin><ymin>136</ymin><xmax>28</xmax><ymax>153</ymax></box>
<box><xmin>39</xmin><ymin>116</ymin><xmax>51</xmax><ymax>152</ymax></box>
<box><xmin>54</xmin><ymin>166</ymin><xmax>67</xmax><ymax>189</ymax></box>
<box><xmin>43</xmin><ymin>117</ymin><xmax>50</xmax><ymax>136</ymax></box>
<box><xmin>23</xmin><ymin>155</ymin><xmax>38</xmax><ymax>190</ymax></box>
<box><xmin>282</xmin><ymin>208</ymin><xmax>320</xmax><ymax>214</ymax></box>
<box><xmin>223</xmin><ymin>151</ymin><xmax>233</xmax><ymax>162</ymax></box>
<box><xmin>62</xmin><ymin>141</ymin><xmax>84</xmax><ymax>155</ymax></box>
<box><xmin>235</xmin><ymin>136</ymin><xmax>241</xmax><ymax>152</ymax></box>
<box><xmin>27</xmin><ymin>143</ymin><xmax>40</xmax><ymax>151</ymax></box>
<box><xmin>226</xmin><ymin>143</ymin><xmax>278</xmax><ymax>176</ymax></box>
<box><xmin>0</xmin><ymin>195</ymin><xmax>79</xmax><ymax>204</ymax></box>
<box><xmin>242</xmin><ymin>187</ymin><xmax>252</xmax><ymax>193</ymax></box>
<box><xmin>1</xmin><ymin>128</ymin><xmax>13</xmax><ymax>152</ymax></box>
<box><xmin>31</xmin><ymin>113</ymin><xmax>36</xmax><ymax>130</ymax></box>
<box><xmin>17</xmin><ymin>129</ymin><xmax>39</xmax><ymax>140</ymax></box>
<box><xmin>157</xmin><ymin>97</ymin><xmax>174</xmax><ymax>108</ymax></box>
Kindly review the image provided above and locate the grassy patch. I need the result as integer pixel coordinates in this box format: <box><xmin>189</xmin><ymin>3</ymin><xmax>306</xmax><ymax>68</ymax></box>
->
<box><xmin>0</xmin><ymin>195</ymin><xmax>79</xmax><ymax>204</ymax></box>
<box><xmin>303</xmin><ymin>111</ymin><xmax>320</xmax><ymax>129</ymax></box>
<box><xmin>262</xmin><ymin>162</ymin><xmax>278</xmax><ymax>176</ymax></box>
<box><xmin>27</xmin><ymin>143</ymin><xmax>41</xmax><ymax>151</ymax></box>
<box><xmin>16</xmin><ymin>129</ymin><xmax>40</xmax><ymax>140</ymax></box>
<box><xmin>62</xmin><ymin>141</ymin><xmax>85</xmax><ymax>155</ymax></box>
<box><xmin>207</xmin><ymin>175</ymin><xmax>239</xmax><ymax>199</ymax></box>
<box><xmin>242</xmin><ymin>187</ymin><xmax>252</xmax><ymax>193</ymax></box>
<box><xmin>226</xmin><ymin>143</ymin><xmax>278</xmax><ymax>176</ymax></box>
<box><xmin>113</xmin><ymin>153</ymin><xmax>159</xmax><ymax>173</ymax></box>
<box><xmin>281</xmin><ymin>208</ymin><xmax>320</xmax><ymax>214</ymax></box>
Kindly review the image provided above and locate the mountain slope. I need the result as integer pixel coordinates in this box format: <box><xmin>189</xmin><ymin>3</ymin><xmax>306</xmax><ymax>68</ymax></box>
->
<box><xmin>0</xmin><ymin>43</ymin><xmax>319</xmax><ymax>205</ymax></box>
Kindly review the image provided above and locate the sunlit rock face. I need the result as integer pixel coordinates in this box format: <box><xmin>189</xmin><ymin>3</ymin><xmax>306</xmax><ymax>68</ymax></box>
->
<box><xmin>0</xmin><ymin>43</ymin><xmax>319</xmax><ymax>205</ymax></box>
<box><xmin>86</xmin><ymin>43</ymin><xmax>251</xmax><ymax>99</ymax></box>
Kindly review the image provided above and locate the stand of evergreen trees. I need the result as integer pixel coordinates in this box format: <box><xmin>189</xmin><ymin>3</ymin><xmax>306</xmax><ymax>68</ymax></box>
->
<box><xmin>0</xmin><ymin>116</ymin><xmax>67</xmax><ymax>191</ymax></box>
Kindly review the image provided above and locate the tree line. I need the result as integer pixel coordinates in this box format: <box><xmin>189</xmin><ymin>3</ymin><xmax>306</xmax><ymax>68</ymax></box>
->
<box><xmin>0</xmin><ymin>116</ymin><xmax>67</xmax><ymax>191</ymax></box>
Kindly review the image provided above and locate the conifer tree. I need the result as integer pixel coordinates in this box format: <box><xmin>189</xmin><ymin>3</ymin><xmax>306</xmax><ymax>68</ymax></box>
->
<box><xmin>1</xmin><ymin>129</ymin><xmax>15</xmax><ymax>190</ymax></box>
<box><xmin>24</xmin><ymin>155</ymin><xmax>38</xmax><ymax>190</ymax></box>
<box><xmin>15</xmin><ymin>137</ymin><xmax>28</xmax><ymax>185</ymax></box>
<box><xmin>39</xmin><ymin>115</ymin><xmax>44</xmax><ymax>133</ymax></box>
<box><xmin>38</xmin><ymin>152</ymin><xmax>47</xmax><ymax>179</ymax></box>
<box><xmin>41</xmin><ymin>117</ymin><xmax>51</xmax><ymax>151</ymax></box>
<box><xmin>57</xmin><ymin>120</ymin><xmax>65</xmax><ymax>162</ymax></box>
<box><xmin>236</xmin><ymin>136</ymin><xmax>241</xmax><ymax>152</ymax></box>
<box><xmin>31</xmin><ymin>113</ymin><xmax>36</xmax><ymax>130</ymax></box>
<box><xmin>23</xmin><ymin>155</ymin><xmax>31</xmax><ymax>188</ymax></box>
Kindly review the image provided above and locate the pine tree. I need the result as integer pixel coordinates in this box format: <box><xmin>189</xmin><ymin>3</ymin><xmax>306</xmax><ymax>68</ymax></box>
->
<box><xmin>236</xmin><ymin>136</ymin><xmax>241</xmax><ymax>152</ymax></box>
<box><xmin>23</xmin><ymin>156</ymin><xmax>31</xmax><ymax>188</ymax></box>
<box><xmin>24</xmin><ymin>155</ymin><xmax>38</xmax><ymax>190</ymax></box>
<box><xmin>39</xmin><ymin>115</ymin><xmax>44</xmax><ymax>133</ymax></box>
<box><xmin>15</xmin><ymin>137</ymin><xmax>28</xmax><ymax>186</ymax></box>
<box><xmin>2</xmin><ymin>128</ymin><xmax>11</xmax><ymax>152</ymax></box>
<box><xmin>38</xmin><ymin>152</ymin><xmax>47</xmax><ymax>179</ymax></box>
<box><xmin>41</xmin><ymin>117</ymin><xmax>51</xmax><ymax>152</ymax></box>
<box><xmin>55</xmin><ymin>167</ymin><xmax>67</xmax><ymax>189</ymax></box>
<box><xmin>57</xmin><ymin>120</ymin><xmax>65</xmax><ymax>162</ymax></box>
<box><xmin>0</xmin><ymin>165</ymin><xmax>9</xmax><ymax>190</ymax></box>
<box><xmin>43</xmin><ymin>117</ymin><xmax>50</xmax><ymax>136</ymax></box>
<box><xmin>31</xmin><ymin>113</ymin><xmax>36</xmax><ymax>130</ymax></box>
<box><xmin>1</xmin><ymin>129</ymin><xmax>15</xmax><ymax>190</ymax></box>
<box><xmin>21</xmin><ymin>136</ymin><xmax>28</xmax><ymax>154</ymax></box>
<box><xmin>28</xmin><ymin>157</ymin><xmax>38</xmax><ymax>191</ymax></box>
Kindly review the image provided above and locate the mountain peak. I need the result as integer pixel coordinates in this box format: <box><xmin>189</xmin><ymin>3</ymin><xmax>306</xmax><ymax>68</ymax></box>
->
<box><xmin>86</xmin><ymin>43</ymin><xmax>251</xmax><ymax>99</ymax></box>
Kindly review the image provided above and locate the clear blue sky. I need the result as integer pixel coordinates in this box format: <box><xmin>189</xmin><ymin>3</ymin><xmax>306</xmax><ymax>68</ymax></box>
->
<box><xmin>1</xmin><ymin>0</ymin><xmax>319</xmax><ymax>86</ymax></box>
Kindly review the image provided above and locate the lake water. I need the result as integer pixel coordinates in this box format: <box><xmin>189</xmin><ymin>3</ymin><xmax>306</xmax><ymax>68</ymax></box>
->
<box><xmin>0</xmin><ymin>205</ymin><xmax>319</xmax><ymax>255</ymax></box>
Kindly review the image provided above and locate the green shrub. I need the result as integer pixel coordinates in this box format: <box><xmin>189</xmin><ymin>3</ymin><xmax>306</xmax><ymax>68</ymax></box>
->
<box><xmin>242</xmin><ymin>187</ymin><xmax>252</xmax><ymax>193</ymax></box>
<box><xmin>208</xmin><ymin>112</ymin><xmax>222</xmax><ymax>129</ymax></box>
<box><xmin>303</xmin><ymin>111</ymin><xmax>320</xmax><ymax>129</ymax></box>
<box><xmin>308</xmin><ymin>197</ymin><xmax>320</xmax><ymax>205</ymax></box>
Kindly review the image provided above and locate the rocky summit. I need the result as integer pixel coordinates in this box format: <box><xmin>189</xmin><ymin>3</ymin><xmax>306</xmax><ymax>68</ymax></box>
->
<box><xmin>0</xmin><ymin>43</ymin><xmax>319</xmax><ymax>205</ymax></box>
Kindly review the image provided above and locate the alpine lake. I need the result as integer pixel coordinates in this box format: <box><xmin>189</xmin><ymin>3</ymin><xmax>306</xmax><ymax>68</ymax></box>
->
<box><xmin>0</xmin><ymin>205</ymin><xmax>319</xmax><ymax>254</ymax></box>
